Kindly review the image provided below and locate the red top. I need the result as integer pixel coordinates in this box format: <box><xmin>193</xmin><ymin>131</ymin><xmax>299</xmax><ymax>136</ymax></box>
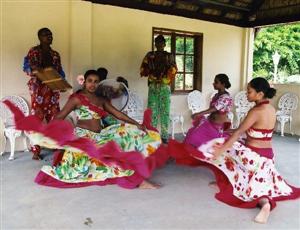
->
<box><xmin>246</xmin><ymin>100</ymin><xmax>273</xmax><ymax>141</ymax></box>
<box><xmin>69</xmin><ymin>93</ymin><xmax>108</xmax><ymax>118</ymax></box>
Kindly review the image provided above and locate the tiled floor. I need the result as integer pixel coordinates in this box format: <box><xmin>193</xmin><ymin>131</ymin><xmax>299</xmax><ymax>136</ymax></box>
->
<box><xmin>1</xmin><ymin>134</ymin><xmax>299</xmax><ymax>229</ymax></box>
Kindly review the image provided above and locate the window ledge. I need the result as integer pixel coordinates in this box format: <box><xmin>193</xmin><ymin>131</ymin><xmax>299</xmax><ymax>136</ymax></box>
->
<box><xmin>172</xmin><ymin>92</ymin><xmax>190</xmax><ymax>96</ymax></box>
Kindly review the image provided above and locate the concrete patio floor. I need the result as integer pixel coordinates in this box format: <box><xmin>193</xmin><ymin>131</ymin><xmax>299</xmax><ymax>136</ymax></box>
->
<box><xmin>1</xmin><ymin>134</ymin><xmax>300</xmax><ymax>229</ymax></box>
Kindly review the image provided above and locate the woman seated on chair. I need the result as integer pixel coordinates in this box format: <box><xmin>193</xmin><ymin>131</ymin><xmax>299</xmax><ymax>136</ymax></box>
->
<box><xmin>5</xmin><ymin>70</ymin><xmax>168</xmax><ymax>189</ymax></box>
<box><xmin>184</xmin><ymin>73</ymin><xmax>233</xmax><ymax>148</ymax></box>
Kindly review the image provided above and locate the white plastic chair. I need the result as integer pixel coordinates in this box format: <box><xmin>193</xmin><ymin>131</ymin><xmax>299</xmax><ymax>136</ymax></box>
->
<box><xmin>276</xmin><ymin>92</ymin><xmax>298</xmax><ymax>136</ymax></box>
<box><xmin>234</xmin><ymin>91</ymin><xmax>255</xmax><ymax>128</ymax></box>
<box><xmin>187</xmin><ymin>90</ymin><xmax>203</xmax><ymax>114</ymax></box>
<box><xmin>169</xmin><ymin>90</ymin><xmax>203</xmax><ymax>139</ymax></box>
<box><xmin>170</xmin><ymin>98</ymin><xmax>185</xmax><ymax>139</ymax></box>
<box><xmin>123</xmin><ymin>90</ymin><xmax>144</xmax><ymax>123</ymax></box>
<box><xmin>0</xmin><ymin>95</ymin><xmax>30</xmax><ymax>160</ymax></box>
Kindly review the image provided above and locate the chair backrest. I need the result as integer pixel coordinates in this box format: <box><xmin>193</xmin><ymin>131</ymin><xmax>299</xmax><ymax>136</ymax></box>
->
<box><xmin>123</xmin><ymin>90</ymin><xmax>144</xmax><ymax>117</ymax></box>
<box><xmin>278</xmin><ymin>92</ymin><xmax>299</xmax><ymax>115</ymax></box>
<box><xmin>0</xmin><ymin>95</ymin><xmax>29</xmax><ymax>127</ymax></box>
<box><xmin>234</xmin><ymin>91</ymin><xmax>255</xmax><ymax>113</ymax></box>
<box><xmin>187</xmin><ymin>90</ymin><xmax>203</xmax><ymax>114</ymax></box>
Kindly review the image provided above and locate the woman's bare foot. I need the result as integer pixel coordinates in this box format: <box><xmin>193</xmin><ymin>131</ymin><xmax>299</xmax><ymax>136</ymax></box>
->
<box><xmin>254</xmin><ymin>202</ymin><xmax>271</xmax><ymax>224</ymax></box>
<box><xmin>208</xmin><ymin>181</ymin><xmax>220</xmax><ymax>192</ymax></box>
<box><xmin>138</xmin><ymin>180</ymin><xmax>160</xmax><ymax>189</ymax></box>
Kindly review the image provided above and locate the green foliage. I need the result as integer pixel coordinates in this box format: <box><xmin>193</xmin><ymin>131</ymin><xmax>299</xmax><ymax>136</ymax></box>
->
<box><xmin>253</xmin><ymin>23</ymin><xmax>300</xmax><ymax>81</ymax></box>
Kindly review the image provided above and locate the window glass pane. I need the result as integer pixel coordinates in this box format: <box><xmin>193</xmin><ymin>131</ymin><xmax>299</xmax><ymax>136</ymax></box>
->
<box><xmin>164</xmin><ymin>35</ymin><xmax>171</xmax><ymax>53</ymax></box>
<box><xmin>152</xmin><ymin>29</ymin><xmax>201</xmax><ymax>93</ymax></box>
<box><xmin>186</xmin><ymin>37</ymin><xmax>194</xmax><ymax>54</ymax></box>
<box><xmin>175</xmin><ymin>74</ymin><xmax>184</xmax><ymax>90</ymax></box>
<box><xmin>176</xmin><ymin>55</ymin><xmax>184</xmax><ymax>72</ymax></box>
<box><xmin>185</xmin><ymin>74</ymin><xmax>194</xmax><ymax>90</ymax></box>
<box><xmin>176</xmin><ymin>37</ymin><xmax>184</xmax><ymax>53</ymax></box>
<box><xmin>153</xmin><ymin>34</ymin><xmax>171</xmax><ymax>52</ymax></box>
<box><xmin>185</xmin><ymin>55</ymin><xmax>194</xmax><ymax>72</ymax></box>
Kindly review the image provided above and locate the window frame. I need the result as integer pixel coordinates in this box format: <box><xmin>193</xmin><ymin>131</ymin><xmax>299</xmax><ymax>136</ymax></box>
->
<box><xmin>152</xmin><ymin>27</ymin><xmax>203</xmax><ymax>94</ymax></box>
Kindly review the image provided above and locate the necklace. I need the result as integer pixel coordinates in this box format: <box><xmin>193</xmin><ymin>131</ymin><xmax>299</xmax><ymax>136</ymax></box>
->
<box><xmin>255</xmin><ymin>100</ymin><xmax>269</xmax><ymax>107</ymax></box>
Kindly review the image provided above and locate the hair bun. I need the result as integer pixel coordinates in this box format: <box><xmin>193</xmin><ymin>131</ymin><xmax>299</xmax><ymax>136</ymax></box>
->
<box><xmin>215</xmin><ymin>73</ymin><xmax>231</xmax><ymax>89</ymax></box>
<box><xmin>225</xmin><ymin>82</ymin><xmax>231</xmax><ymax>89</ymax></box>
<box><xmin>265</xmin><ymin>87</ymin><xmax>276</xmax><ymax>99</ymax></box>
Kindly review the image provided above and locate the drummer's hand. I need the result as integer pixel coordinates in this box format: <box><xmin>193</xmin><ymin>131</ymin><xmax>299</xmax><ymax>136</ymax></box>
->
<box><xmin>137</xmin><ymin>124</ymin><xmax>147</xmax><ymax>133</ymax></box>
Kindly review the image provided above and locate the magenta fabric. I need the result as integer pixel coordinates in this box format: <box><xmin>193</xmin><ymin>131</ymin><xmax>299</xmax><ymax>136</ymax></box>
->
<box><xmin>3</xmin><ymin>100</ymin><xmax>169</xmax><ymax>189</ymax></box>
<box><xmin>184</xmin><ymin>118</ymin><xmax>229</xmax><ymax>148</ymax></box>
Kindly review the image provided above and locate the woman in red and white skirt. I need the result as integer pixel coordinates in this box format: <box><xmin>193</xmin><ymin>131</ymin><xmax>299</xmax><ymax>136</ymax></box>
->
<box><xmin>170</xmin><ymin>77</ymin><xmax>300</xmax><ymax>224</ymax></box>
<box><xmin>201</xmin><ymin>77</ymin><xmax>300</xmax><ymax>223</ymax></box>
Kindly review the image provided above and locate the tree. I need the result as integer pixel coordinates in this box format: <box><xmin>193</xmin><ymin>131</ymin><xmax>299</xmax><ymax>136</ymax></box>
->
<box><xmin>253</xmin><ymin>23</ymin><xmax>300</xmax><ymax>81</ymax></box>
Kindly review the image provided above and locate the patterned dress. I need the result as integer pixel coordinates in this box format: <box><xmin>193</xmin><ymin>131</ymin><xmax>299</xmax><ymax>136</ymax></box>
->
<box><xmin>169</xmin><ymin>101</ymin><xmax>300</xmax><ymax>209</ymax></box>
<box><xmin>184</xmin><ymin>92</ymin><xmax>233</xmax><ymax>147</ymax></box>
<box><xmin>140</xmin><ymin>51</ymin><xmax>177</xmax><ymax>140</ymax></box>
<box><xmin>24</xmin><ymin>45</ymin><xmax>65</xmax><ymax>122</ymax></box>
<box><xmin>3</xmin><ymin>94</ymin><xmax>168</xmax><ymax>189</ymax></box>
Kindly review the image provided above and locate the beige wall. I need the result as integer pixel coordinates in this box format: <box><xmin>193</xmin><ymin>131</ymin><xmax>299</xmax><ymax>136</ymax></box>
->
<box><xmin>1</xmin><ymin>1</ymin><xmax>249</xmax><ymax>151</ymax></box>
<box><xmin>91</xmin><ymin>4</ymin><xmax>246</xmax><ymax>133</ymax></box>
<box><xmin>1</xmin><ymin>1</ymin><xmax>72</xmax><ymax>152</ymax></box>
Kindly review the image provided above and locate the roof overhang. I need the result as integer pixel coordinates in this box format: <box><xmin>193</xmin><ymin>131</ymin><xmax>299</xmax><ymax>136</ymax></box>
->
<box><xmin>86</xmin><ymin>0</ymin><xmax>300</xmax><ymax>28</ymax></box>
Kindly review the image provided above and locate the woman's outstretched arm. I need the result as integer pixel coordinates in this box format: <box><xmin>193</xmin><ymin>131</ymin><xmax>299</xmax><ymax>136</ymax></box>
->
<box><xmin>54</xmin><ymin>97</ymin><xmax>79</xmax><ymax>120</ymax></box>
<box><xmin>212</xmin><ymin>108</ymin><xmax>257</xmax><ymax>159</ymax></box>
<box><xmin>103</xmin><ymin>101</ymin><xmax>145</xmax><ymax>130</ymax></box>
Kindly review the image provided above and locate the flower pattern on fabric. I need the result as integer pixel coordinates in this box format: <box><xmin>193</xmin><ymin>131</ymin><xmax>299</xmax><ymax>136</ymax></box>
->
<box><xmin>147</xmin><ymin>84</ymin><xmax>171</xmax><ymax>139</ymax></box>
<box><xmin>35</xmin><ymin>123</ymin><xmax>161</xmax><ymax>183</ymax></box>
<box><xmin>76</xmin><ymin>124</ymin><xmax>161</xmax><ymax>157</ymax></box>
<box><xmin>25</xmin><ymin>46</ymin><xmax>64</xmax><ymax>122</ymax></box>
<box><xmin>140</xmin><ymin>51</ymin><xmax>177</xmax><ymax>85</ymax></box>
<box><xmin>3</xmin><ymin>100</ymin><xmax>168</xmax><ymax>187</ymax></box>
<box><xmin>26</xmin><ymin>46</ymin><xmax>64</xmax><ymax>78</ymax></box>
<box><xmin>41</xmin><ymin>150</ymin><xmax>134</xmax><ymax>183</ymax></box>
<box><xmin>210</xmin><ymin>93</ymin><xmax>233</xmax><ymax>113</ymax></box>
<box><xmin>74</xmin><ymin>105</ymin><xmax>101</xmax><ymax>120</ymax></box>
<box><xmin>196</xmin><ymin>138</ymin><xmax>293</xmax><ymax>202</ymax></box>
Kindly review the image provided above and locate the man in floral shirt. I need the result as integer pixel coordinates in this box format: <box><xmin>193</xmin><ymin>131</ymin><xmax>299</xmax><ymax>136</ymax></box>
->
<box><xmin>23</xmin><ymin>27</ymin><xmax>65</xmax><ymax>159</ymax></box>
<box><xmin>140</xmin><ymin>35</ymin><xmax>177</xmax><ymax>143</ymax></box>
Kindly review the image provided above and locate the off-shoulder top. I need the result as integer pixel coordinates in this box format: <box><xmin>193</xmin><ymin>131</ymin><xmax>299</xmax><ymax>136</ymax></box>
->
<box><xmin>246</xmin><ymin>100</ymin><xmax>273</xmax><ymax>141</ymax></box>
<box><xmin>246</xmin><ymin>127</ymin><xmax>273</xmax><ymax>140</ymax></box>
<box><xmin>70</xmin><ymin>93</ymin><xmax>108</xmax><ymax>120</ymax></box>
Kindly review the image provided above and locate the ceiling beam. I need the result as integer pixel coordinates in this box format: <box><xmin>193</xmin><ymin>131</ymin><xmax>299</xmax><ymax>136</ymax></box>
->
<box><xmin>242</xmin><ymin>0</ymin><xmax>265</xmax><ymax>24</ymax></box>
<box><xmin>87</xmin><ymin>0</ymin><xmax>247</xmax><ymax>27</ymax></box>
<box><xmin>196</xmin><ymin>0</ymin><xmax>250</xmax><ymax>12</ymax></box>
<box><xmin>193</xmin><ymin>0</ymin><xmax>249</xmax><ymax>15</ymax></box>
<box><xmin>220</xmin><ymin>0</ymin><xmax>234</xmax><ymax>15</ymax></box>
<box><xmin>86</xmin><ymin>0</ymin><xmax>300</xmax><ymax>27</ymax></box>
<box><xmin>249</xmin><ymin>14</ymin><xmax>300</xmax><ymax>27</ymax></box>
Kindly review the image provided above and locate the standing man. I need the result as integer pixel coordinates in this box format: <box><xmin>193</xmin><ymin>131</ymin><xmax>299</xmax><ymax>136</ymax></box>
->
<box><xmin>23</xmin><ymin>27</ymin><xmax>65</xmax><ymax>159</ymax></box>
<box><xmin>140</xmin><ymin>35</ymin><xmax>177</xmax><ymax>143</ymax></box>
